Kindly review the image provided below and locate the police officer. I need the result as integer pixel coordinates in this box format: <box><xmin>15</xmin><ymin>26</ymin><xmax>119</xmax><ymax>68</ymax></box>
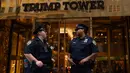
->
<box><xmin>24</xmin><ymin>25</ymin><xmax>53</xmax><ymax>73</ymax></box>
<box><xmin>68</xmin><ymin>24</ymin><xmax>99</xmax><ymax>73</ymax></box>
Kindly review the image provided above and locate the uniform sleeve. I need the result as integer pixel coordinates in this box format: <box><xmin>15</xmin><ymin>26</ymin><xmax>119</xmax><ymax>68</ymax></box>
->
<box><xmin>24</xmin><ymin>41</ymin><xmax>36</xmax><ymax>54</ymax></box>
<box><xmin>90</xmin><ymin>40</ymin><xmax>99</xmax><ymax>53</ymax></box>
<box><xmin>68</xmin><ymin>41</ymin><xmax>72</xmax><ymax>53</ymax></box>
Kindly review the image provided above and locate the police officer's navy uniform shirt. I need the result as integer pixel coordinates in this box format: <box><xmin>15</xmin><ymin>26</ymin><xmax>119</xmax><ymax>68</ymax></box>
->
<box><xmin>24</xmin><ymin>37</ymin><xmax>52</xmax><ymax>60</ymax></box>
<box><xmin>69</xmin><ymin>35</ymin><xmax>98</xmax><ymax>61</ymax></box>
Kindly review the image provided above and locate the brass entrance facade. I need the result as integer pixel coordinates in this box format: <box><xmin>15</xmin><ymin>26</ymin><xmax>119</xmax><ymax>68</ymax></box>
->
<box><xmin>0</xmin><ymin>16</ymin><xmax>130</xmax><ymax>73</ymax></box>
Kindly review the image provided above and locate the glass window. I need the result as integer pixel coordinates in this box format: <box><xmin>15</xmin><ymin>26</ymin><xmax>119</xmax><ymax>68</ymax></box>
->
<box><xmin>92</xmin><ymin>17</ymin><xmax>127</xmax><ymax>73</ymax></box>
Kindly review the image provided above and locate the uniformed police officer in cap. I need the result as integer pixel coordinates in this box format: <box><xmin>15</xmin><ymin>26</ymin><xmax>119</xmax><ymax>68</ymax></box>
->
<box><xmin>24</xmin><ymin>25</ymin><xmax>53</xmax><ymax>73</ymax></box>
<box><xmin>68</xmin><ymin>24</ymin><xmax>99</xmax><ymax>73</ymax></box>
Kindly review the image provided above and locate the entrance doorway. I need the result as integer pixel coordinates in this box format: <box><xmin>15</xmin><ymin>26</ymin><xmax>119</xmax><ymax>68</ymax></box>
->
<box><xmin>35</xmin><ymin>16</ymin><xmax>128</xmax><ymax>73</ymax></box>
<box><xmin>93</xmin><ymin>26</ymin><xmax>127</xmax><ymax>73</ymax></box>
<box><xmin>93</xmin><ymin>17</ymin><xmax>128</xmax><ymax>73</ymax></box>
<box><xmin>36</xmin><ymin>18</ymin><xmax>90</xmax><ymax>73</ymax></box>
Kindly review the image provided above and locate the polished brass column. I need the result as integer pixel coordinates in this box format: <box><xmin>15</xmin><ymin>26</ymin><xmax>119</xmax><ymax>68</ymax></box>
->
<box><xmin>6</xmin><ymin>20</ymin><xmax>15</xmax><ymax>73</ymax></box>
<box><xmin>14</xmin><ymin>33</ymin><xmax>19</xmax><ymax>73</ymax></box>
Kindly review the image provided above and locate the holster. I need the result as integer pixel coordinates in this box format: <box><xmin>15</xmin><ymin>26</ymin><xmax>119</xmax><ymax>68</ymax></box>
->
<box><xmin>31</xmin><ymin>61</ymin><xmax>38</xmax><ymax>72</ymax></box>
<box><xmin>30</xmin><ymin>60</ymin><xmax>53</xmax><ymax>72</ymax></box>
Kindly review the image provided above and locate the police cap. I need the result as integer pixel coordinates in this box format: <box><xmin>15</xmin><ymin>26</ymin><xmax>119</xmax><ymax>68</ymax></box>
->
<box><xmin>33</xmin><ymin>25</ymin><xmax>45</xmax><ymax>35</ymax></box>
<box><xmin>75</xmin><ymin>24</ymin><xmax>88</xmax><ymax>31</ymax></box>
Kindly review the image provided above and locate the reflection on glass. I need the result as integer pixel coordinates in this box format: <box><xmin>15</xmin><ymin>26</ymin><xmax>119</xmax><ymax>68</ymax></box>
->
<box><xmin>47</xmin><ymin>22</ymin><xmax>59</xmax><ymax>73</ymax></box>
<box><xmin>93</xmin><ymin>28</ymin><xmax>108</xmax><ymax>54</ymax></box>
<box><xmin>111</xmin><ymin>29</ymin><xmax>124</xmax><ymax>56</ymax></box>
<box><xmin>110</xmin><ymin>29</ymin><xmax>126</xmax><ymax>73</ymax></box>
<box><xmin>10</xmin><ymin>60</ymin><xmax>16</xmax><ymax>73</ymax></box>
<box><xmin>11</xmin><ymin>32</ymin><xmax>18</xmax><ymax>56</ymax></box>
<box><xmin>93</xmin><ymin>28</ymin><xmax>109</xmax><ymax>73</ymax></box>
<box><xmin>10</xmin><ymin>31</ymin><xmax>25</xmax><ymax>73</ymax></box>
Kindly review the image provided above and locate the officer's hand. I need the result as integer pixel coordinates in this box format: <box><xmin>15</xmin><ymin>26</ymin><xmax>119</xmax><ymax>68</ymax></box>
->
<box><xmin>36</xmin><ymin>61</ymin><xmax>44</xmax><ymax>67</ymax></box>
<box><xmin>52</xmin><ymin>58</ymin><xmax>55</xmax><ymax>62</ymax></box>
<box><xmin>68</xmin><ymin>58</ymin><xmax>76</xmax><ymax>65</ymax></box>
<box><xmin>79</xmin><ymin>57</ymin><xmax>89</xmax><ymax>65</ymax></box>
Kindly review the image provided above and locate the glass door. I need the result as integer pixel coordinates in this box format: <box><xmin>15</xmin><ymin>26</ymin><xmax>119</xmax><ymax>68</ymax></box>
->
<box><xmin>110</xmin><ymin>28</ymin><xmax>127</xmax><ymax>73</ymax></box>
<box><xmin>44</xmin><ymin>19</ymin><xmax>78</xmax><ymax>73</ymax></box>
<box><xmin>10</xmin><ymin>23</ymin><xmax>25</xmax><ymax>73</ymax></box>
<box><xmin>93</xmin><ymin>28</ymin><xmax>109</xmax><ymax>73</ymax></box>
<box><xmin>128</xmin><ymin>16</ymin><xmax>130</xmax><ymax>73</ymax></box>
<box><xmin>59</xmin><ymin>18</ymin><xmax>90</xmax><ymax>73</ymax></box>
<box><xmin>93</xmin><ymin>23</ymin><xmax>127</xmax><ymax>73</ymax></box>
<box><xmin>40</xmin><ymin>19</ymin><xmax>67</xmax><ymax>73</ymax></box>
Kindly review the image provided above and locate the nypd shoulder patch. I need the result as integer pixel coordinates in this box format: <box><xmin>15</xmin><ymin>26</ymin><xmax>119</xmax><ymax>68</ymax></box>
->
<box><xmin>26</xmin><ymin>40</ymin><xmax>32</xmax><ymax>46</ymax></box>
<box><xmin>92</xmin><ymin>40</ymin><xmax>96</xmax><ymax>45</ymax></box>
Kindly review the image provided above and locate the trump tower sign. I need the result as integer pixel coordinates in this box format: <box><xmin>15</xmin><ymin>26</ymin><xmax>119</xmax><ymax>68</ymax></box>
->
<box><xmin>22</xmin><ymin>1</ymin><xmax>104</xmax><ymax>12</ymax></box>
<box><xmin>3</xmin><ymin>0</ymin><xmax>130</xmax><ymax>19</ymax></box>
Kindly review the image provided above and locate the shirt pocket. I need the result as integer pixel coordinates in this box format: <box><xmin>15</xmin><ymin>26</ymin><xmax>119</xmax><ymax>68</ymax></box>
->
<box><xmin>80</xmin><ymin>43</ymin><xmax>87</xmax><ymax>48</ymax></box>
<box><xmin>80</xmin><ymin>43</ymin><xmax>89</xmax><ymax>51</ymax></box>
<box><xmin>71</xmin><ymin>43</ymin><xmax>77</xmax><ymax>49</ymax></box>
